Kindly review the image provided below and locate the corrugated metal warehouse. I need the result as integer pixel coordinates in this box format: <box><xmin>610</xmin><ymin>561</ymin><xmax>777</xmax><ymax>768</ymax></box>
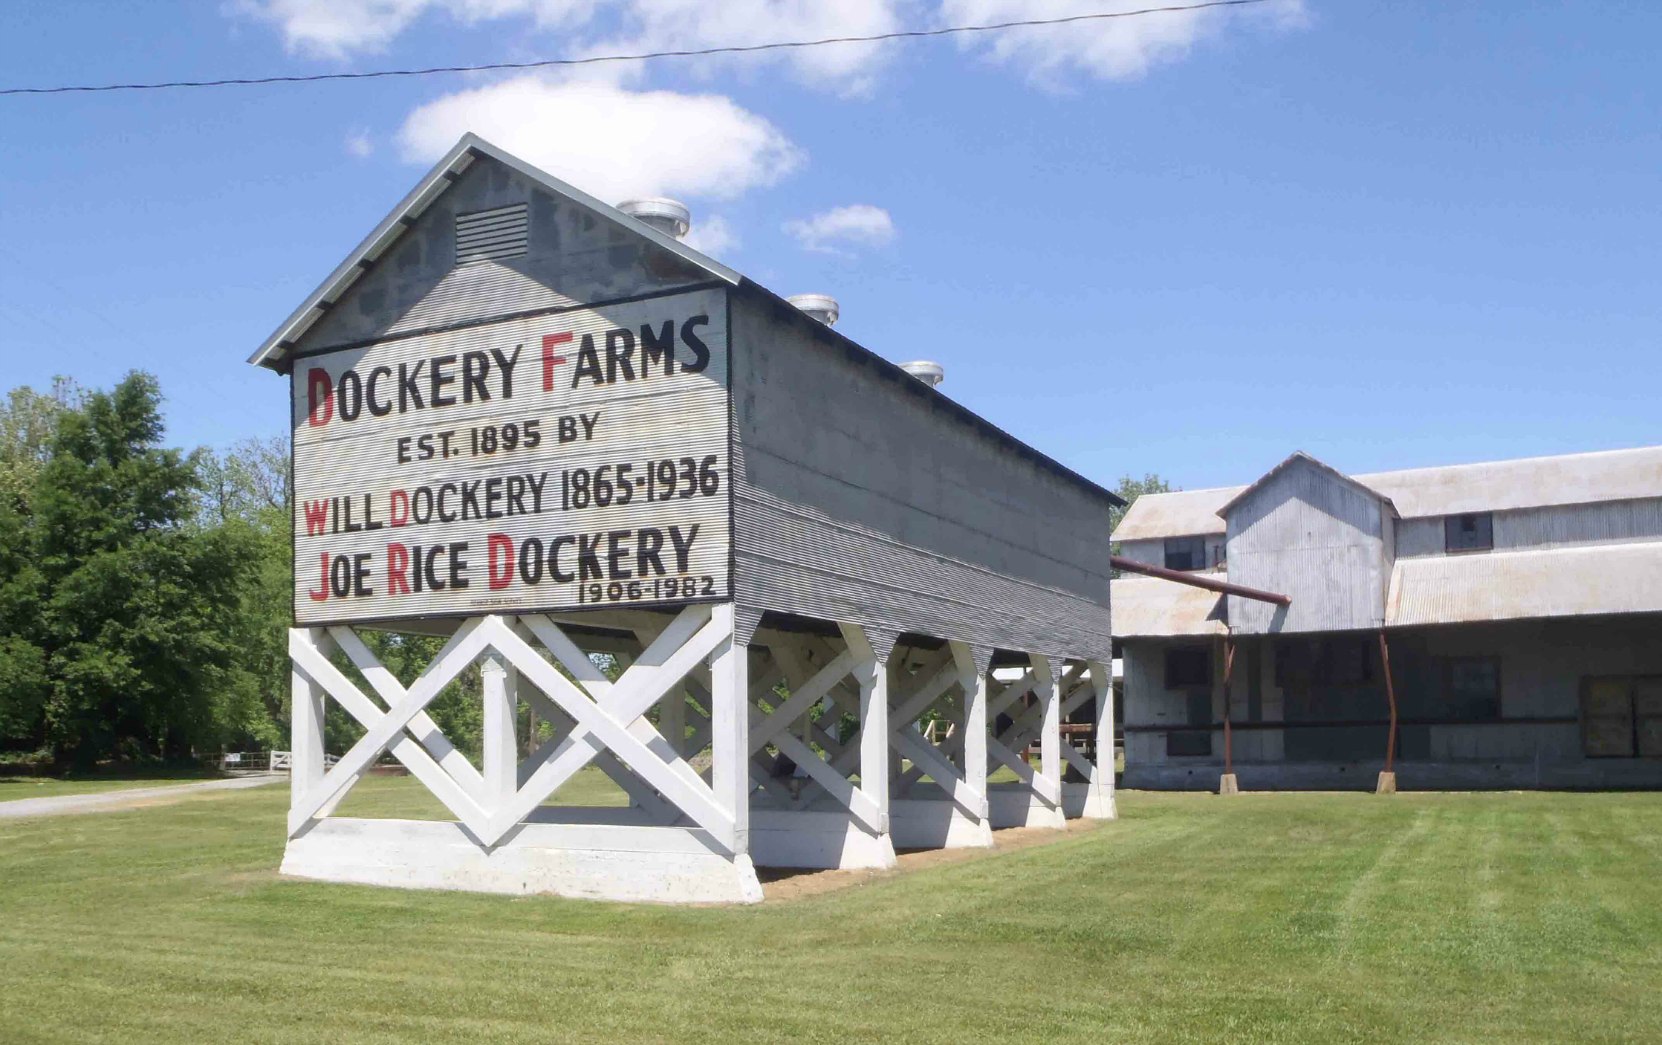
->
<box><xmin>1113</xmin><ymin>447</ymin><xmax>1662</xmax><ymax>790</ymax></box>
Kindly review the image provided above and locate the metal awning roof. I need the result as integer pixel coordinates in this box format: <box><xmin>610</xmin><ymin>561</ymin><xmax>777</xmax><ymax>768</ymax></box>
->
<box><xmin>1110</xmin><ymin>576</ymin><xmax>1227</xmax><ymax>638</ymax></box>
<box><xmin>1386</xmin><ymin>541</ymin><xmax>1662</xmax><ymax>627</ymax></box>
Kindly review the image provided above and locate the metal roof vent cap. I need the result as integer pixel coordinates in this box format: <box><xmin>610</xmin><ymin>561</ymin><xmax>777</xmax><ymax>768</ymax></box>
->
<box><xmin>617</xmin><ymin>197</ymin><xmax>690</xmax><ymax>239</ymax></box>
<box><xmin>787</xmin><ymin>293</ymin><xmax>839</xmax><ymax>326</ymax></box>
<box><xmin>899</xmin><ymin>360</ymin><xmax>945</xmax><ymax>388</ymax></box>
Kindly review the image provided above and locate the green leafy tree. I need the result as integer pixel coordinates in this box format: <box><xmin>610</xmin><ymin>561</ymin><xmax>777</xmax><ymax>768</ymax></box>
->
<box><xmin>0</xmin><ymin>378</ymin><xmax>83</xmax><ymax>514</ymax></box>
<box><xmin>0</xmin><ymin>495</ymin><xmax>49</xmax><ymax>745</ymax></box>
<box><xmin>1109</xmin><ymin>473</ymin><xmax>1175</xmax><ymax>577</ymax></box>
<box><xmin>31</xmin><ymin>373</ymin><xmax>246</xmax><ymax>766</ymax></box>
<box><xmin>197</xmin><ymin>437</ymin><xmax>293</xmax><ymax>751</ymax></box>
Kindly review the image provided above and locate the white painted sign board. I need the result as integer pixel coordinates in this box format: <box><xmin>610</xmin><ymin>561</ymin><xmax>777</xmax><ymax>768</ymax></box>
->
<box><xmin>290</xmin><ymin>287</ymin><xmax>729</xmax><ymax>625</ymax></box>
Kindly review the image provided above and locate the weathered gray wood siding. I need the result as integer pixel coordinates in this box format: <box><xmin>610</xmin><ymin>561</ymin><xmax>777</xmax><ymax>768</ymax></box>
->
<box><xmin>1225</xmin><ymin>460</ymin><xmax>1390</xmax><ymax>634</ymax></box>
<box><xmin>290</xmin><ymin>155</ymin><xmax>712</xmax><ymax>356</ymax></box>
<box><xmin>1395</xmin><ymin>497</ymin><xmax>1662</xmax><ymax>558</ymax></box>
<box><xmin>728</xmin><ymin>292</ymin><xmax>1114</xmax><ymax>661</ymax></box>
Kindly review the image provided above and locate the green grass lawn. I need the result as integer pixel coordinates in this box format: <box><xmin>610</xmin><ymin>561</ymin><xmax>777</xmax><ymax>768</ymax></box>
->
<box><xmin>3</xmin><ymin>784</ymin><xmax>1661</xmax><ymax>1043</ymax></box>
<box><xmin>332</xmin><ymin>767</ymin><xmax>629</xmax><ymax>818</ymax></box>
<box><xmin>0</xmin><ymin>768</ymin><xmax>228</xmax><ymax>801</ymax></box>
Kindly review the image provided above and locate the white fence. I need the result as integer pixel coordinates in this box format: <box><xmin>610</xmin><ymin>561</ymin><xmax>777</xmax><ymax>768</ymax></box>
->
<box><xmin>221</xmin><ymin>751</ymin><xmax>338</xmax><ymax>773</ymax></box>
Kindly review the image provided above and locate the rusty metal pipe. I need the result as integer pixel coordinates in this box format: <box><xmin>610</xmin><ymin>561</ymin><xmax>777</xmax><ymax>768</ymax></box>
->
<box><xmin>1110</xmin><ymin>556</ymin><xmax>1292</xmax><ymax>606</ymax></box>
<box><xmin>1378</xmin><ymin>629</ymin><xmax>1398</xmax><ymax>773</ymax></box>
<box><xmin>1222</xmin><ymin>635</ymin><xmax>1236</xmax><ymax>777</ymax></box>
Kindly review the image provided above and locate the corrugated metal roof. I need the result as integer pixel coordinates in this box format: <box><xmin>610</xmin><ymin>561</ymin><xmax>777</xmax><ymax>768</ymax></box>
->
<box><xmin>1357</xmin><ymin>445</ymin><xmax>1662</xmax><ymax>519</ymax></box>
<box><xmin>1112</xmin><ymin>486</ymin><xmax>1239</xmax><ymax>540</ymax></box>
<box><xmin>1113</xmin><ymin>444</ymin><xmax>1662</xmax><ymax>541</ymax></box>
<box><xmin>1110</xmin><ymin>576</ymin><xmax>1227</xmax><ymax>637</ymax></box>
<box><xmin>1386</xmin><ymin>541</ymin><xmax>1662</xmax><ymax>627</ymax></box>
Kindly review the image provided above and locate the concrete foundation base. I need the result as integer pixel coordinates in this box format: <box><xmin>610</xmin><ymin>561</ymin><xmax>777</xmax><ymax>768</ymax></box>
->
<box><xmin>281</xmin><ymin>815</ymin><xmax>763</xmax><ymax>904</ymax></box>
<box><xmin>1219</xmin><ymin>773</ymin><xmax>1240</xmax><ymax>796</ymax></box>
<box><xmin>1061</xmin><ymin>781</ymin><xmax>1117</xmax><ymax>819</ymax></box>
<box><xmin>750</xmin><ymin>808</ymin><xmax>897</xmax><ymax>869</ymax></box>
<box><xmin>889</xmin><ymin>798</ymin><xmax>995</xmax><ymax>849</ymax></box>
<box><xmin>1376</xmin><ymin>771</ymin><xmax>1397</xmax><ymax>794</ymax></box>
<box><xmin>988</xmin><ymin>784</ymin><xmax>1067</xmax><ymax>830</ymax></box>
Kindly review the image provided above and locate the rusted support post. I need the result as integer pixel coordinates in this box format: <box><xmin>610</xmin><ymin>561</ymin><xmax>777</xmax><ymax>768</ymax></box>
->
<box><xmin>1219</xmin><ymin>635</ymin><xmax>1239</xmax><ymax>796</ymax></box>
<box><xmin>1376</xmin><ymin>629</ymin><xmax>1398</xmax><ymax>795</ymax></box>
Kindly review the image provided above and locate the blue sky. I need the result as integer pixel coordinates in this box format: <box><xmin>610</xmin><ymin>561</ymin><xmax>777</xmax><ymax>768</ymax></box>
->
<box><xmin>1</xmin><ymin>1</ymin><xmax>1657</xmax><ymax>492</ymax></box>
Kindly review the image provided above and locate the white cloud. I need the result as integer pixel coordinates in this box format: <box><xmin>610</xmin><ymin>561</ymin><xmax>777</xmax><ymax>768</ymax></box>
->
<box><xmin>235</xmin><ymin>0</ymin><xmax>596</xmax><ymax>60</ymax></box>
<box><xmin>344</xmin><ymin>129</ymin><xmax>374</xmax><ymax>157</ymax></box>
<box><xmin>784</xmin><ymin>204</ymin><xmax>896</xmax><ymax>253</ymax></box>
<box><xmin>939</xmin><ymin>0</ymin><xmax>1306</xmax><ymax>84</ymax></box>
<box><xmin>236</xmin><ymin>0</ymin><xmax>903</xmax><ymax>90</ymax></box>
<box><xmin>397</xmin><ymin>76</ymin><xmax>803</xmax><ymax>202</ymax></box>
<box><xmin>585</xmin><ymin>0</ymin><xmax>905</xmax><ymax>96</ymax></box>
<box><xmin>683</xmin><ymin>214</ymin><xmax>738</xmax><ymax>257</ymax></box>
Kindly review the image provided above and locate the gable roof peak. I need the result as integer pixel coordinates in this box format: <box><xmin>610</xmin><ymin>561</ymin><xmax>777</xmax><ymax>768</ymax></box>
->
<box><xmin>1215</xmin><ymin>450</ymin><xmax>1397</xmax><ymax>519</ymax></box>
<box><xmin>247</xmin><ymin>133</ymin><xmax>739</xmax><ymax>371</ymax></box>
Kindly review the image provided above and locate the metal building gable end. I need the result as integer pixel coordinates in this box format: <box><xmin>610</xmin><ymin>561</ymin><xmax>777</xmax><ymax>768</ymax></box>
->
<box><xmin>248</xmin><ymin>133</ymin><xmax>739</xmax><ymax>372</ymax></box>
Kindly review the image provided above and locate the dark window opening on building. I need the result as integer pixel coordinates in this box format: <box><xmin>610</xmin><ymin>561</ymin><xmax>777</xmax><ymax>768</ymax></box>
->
<box><xmin>1444</xmin><ymin>657</ymin><xmax>1501</xmax><ymax>720</ymax></box>
<box><xmin>1163</xmin><ymin>536</ymin><xmax>1207</xmax><ymax>571</ymax></box>
<box><xmin>1444</xmin><ymin>512</ymin><xmax>1494</xmax><ymax>553</ymax></box>
<box><xmin>1274</xmin><ymin>636</ymin><xmax>1375</xmax><ymax>689</ymax></box>
<box><xmin>1165</xmin><ymin>646</ymin><xmax>1211</xmax><ymax>689</ymax></box>
<box><xmin>1167</xmin><ymin>730</ymin><xmax>1213</xmax><ymax>757</ymax></box>
<box><xmin>1582</xmin><ymin>676</ymin><xmax>1662</xmax><ymax>758</ymax></box>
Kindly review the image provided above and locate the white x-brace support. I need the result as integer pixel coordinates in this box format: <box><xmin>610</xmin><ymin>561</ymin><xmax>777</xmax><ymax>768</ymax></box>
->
<box><xmin>286</xmin><ymin>606</ymin><xmax>752</xmax><ymax>855</ymax></box>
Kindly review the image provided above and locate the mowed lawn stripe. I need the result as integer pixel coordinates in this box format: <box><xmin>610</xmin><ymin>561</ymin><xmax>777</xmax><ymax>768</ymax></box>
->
<box><xmin>1</xmin><ymin>780</ymin><xmax>1660</xmax><ymax>1043</ymax></box>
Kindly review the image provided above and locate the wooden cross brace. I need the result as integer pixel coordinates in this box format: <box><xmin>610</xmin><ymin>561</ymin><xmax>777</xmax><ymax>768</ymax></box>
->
<box><xmin>286</xmin><ymin>607</ymin><xmax>746</xmax><ymax>855</ymax></box>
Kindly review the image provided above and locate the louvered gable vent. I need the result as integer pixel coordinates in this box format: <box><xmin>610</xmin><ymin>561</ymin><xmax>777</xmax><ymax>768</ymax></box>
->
<box><xmin>455</xmin><ymin>203</ymin><xmax>528</xmax><ymax>264</ymax></box>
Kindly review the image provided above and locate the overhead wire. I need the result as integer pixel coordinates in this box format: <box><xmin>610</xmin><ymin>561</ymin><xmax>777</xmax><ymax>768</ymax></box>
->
<box><xmin>0</xmin><ymin>0</ymin><xmax>1273</xmax><ymax>97</ymax></box>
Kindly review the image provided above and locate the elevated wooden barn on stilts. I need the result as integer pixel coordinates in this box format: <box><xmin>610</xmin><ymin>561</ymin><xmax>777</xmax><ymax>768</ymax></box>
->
<box><xmin>251</xmin><ymin>135</ymin><xmax>1121</xmax><ymax>902</ymax></box>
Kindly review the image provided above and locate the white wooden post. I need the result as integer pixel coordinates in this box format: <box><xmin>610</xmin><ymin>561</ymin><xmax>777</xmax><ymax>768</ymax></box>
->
<box><xmin>952</xmin><ymin>642</ymin><xmax>989</xmax><ymax>817</ymax></box>
<box><xmin>710</xmin><ymin>604</ymin><xmax>750</xmax><ymax>857</ymax></box>
<box><xmin>842</xmin><ymin>623</ymin><xmax>890</xmax><ymax>833</ymax></box>
<box><xmin>1087</xmin><ymin>658</ymin><xmax>1118</xmax><ymax>819</ymax></box>
<box><xmin>290</xmin><ymin>628</ymin><xmax>326</xmax><ymax>825</ymax></box>
<box><xmin>481</xmin><ymin>652</ymin><xmax>517</xmax><ymax>810</ymax></box>
<box><xmin>1033</xmin><ymin>654</ymin><xmax>1062</xmax><ymax>810</ymax></box>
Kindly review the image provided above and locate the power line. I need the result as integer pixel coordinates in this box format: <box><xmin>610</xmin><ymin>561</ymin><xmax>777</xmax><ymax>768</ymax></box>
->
<box><xmin>0</xmin><ymin>0</ymin><xmax>1273</xmax><ymax>97</ymax></box>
